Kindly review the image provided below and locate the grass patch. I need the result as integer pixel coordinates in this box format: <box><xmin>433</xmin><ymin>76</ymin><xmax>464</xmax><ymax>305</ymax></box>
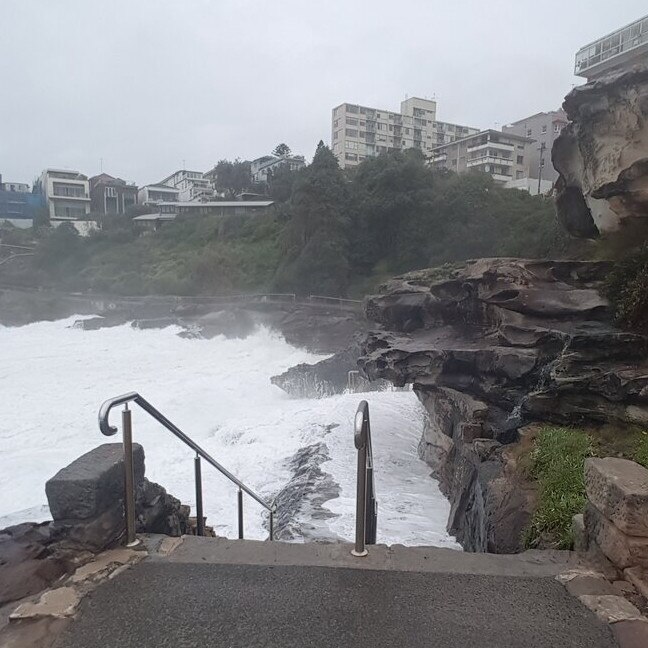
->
<box><xmin>523</xmin><ymin>427</ymin><xmax>592</xmax><ymax>550</ymax></box>
<box><xmin>522</xmin><ymin>425</ymin><xmax>648</xmax><ymax>549</ymax></box>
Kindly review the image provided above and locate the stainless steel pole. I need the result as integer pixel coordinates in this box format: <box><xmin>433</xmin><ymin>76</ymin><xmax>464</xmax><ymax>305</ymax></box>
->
<box><xmin>238</xmin><ymin>488</ymin><xmax>244</xmax><ymax>539</ymax></box>
<box><xmin>352</xmin><ymin>403</ymin><xmax>369</xmax><ymax>557</ymax></box>
<box><xmin>122</xmin><ymin>406</ymin><xmax>138</xmax><ymax>547</ymax></box>
<box><xmin>194</xmin><ymin>454</ymin><xmax>204</xmax><ymax>537</ymax></box>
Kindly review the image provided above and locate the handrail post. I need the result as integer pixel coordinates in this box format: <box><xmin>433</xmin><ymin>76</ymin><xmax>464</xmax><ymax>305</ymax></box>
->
<box><xmin>194</xmin><ymin>454</ymin><xmax>204</xmax><ymax>537</ymax></box>
<box><xmin>352</xmin><ymin>402</ymin><xmax>369</xmax><ymax>557</ymax></box>
<box><xmin>122</xmin><ymin>405</ymin><xmax>138</xmax><ymax>547</ymax></box>
<box><xmin>237</xmin><ymin>488</ymin><xmax>244</xmax><ymax>539</ymax></box>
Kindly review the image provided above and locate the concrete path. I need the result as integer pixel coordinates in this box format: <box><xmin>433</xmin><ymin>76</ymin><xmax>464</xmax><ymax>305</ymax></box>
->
<box><xmin>53</xmin><ymin>537</ymin><xmax>618</xmax><ymax>648</ymax></box>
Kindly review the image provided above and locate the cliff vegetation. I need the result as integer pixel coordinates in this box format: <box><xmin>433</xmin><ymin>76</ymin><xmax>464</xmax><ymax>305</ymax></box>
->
<box><xmin>1</xmin><ymin>144</ymin><xmax>567</xmax><ymax>297</ymax></box>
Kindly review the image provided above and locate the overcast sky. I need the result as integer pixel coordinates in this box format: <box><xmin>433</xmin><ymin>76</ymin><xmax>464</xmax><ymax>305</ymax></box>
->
<box><xmin>1</xmin><ymin>0</ymin><xmax>646</xmax><ymax>186</ymax></box>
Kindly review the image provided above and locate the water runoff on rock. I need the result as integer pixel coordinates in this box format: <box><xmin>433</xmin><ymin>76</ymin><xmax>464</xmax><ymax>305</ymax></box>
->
<box><xmin>0</xmin><ymin>317</ymin><xmax>459</xmax><ymax>549</ymax></box>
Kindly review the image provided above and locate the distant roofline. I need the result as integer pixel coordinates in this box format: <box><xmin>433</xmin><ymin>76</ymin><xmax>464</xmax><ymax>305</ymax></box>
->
<box><xmin>158</xmin><ymin>170</ymin><xmax>204</xmax><ymax>185</ymax></box>
<box><xmin>504</xmin><ymin>110</ymin><xmax>566</xmax><ymax>127</ymax></box>
<box><xmin>157</xmin><ymin>201</ymin><xmax>274</xmax><ymax>207</ymax></box>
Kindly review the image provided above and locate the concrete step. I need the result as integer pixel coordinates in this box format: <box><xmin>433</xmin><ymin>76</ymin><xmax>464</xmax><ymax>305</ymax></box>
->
<box><xmin>147</xmin><ymin>533</ymin><xmax>584</xmax><ymax>578</ymax></box>
<box><xmin>52</xmin><ymin>538</ymin><xmax>617</xmax><ymax>648</ymax></box>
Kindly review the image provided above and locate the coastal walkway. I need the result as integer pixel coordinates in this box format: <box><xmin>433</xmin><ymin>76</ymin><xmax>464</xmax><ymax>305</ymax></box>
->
<box><xmin>53</xmin><ymin>536</ymin><xmax>619</xmax><ymax>648</ymax></box>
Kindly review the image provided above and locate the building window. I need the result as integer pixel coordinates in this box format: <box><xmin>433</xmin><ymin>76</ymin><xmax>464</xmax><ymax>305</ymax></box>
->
<box><xmin>345</xmin><ymin>128</ymin><xmax>358</xmax><ymax>137</ymax></box>
<box><xmin>334</xmin><ymin>119</ymin><xmax>339</xmax><ymax>127</ymax></box>
<box><xmin>517</xmin><ymin>156</ymin><xmax>524</xmax><ymax>164</ymax></box>
<box><xmin>526</xmin><ymin>129</ymin><xmax>532</xmax><ymax>137</ymax></box>
<box><xmin>345</xmin><ymin>153</ymin><xmax>357</xmax><ymax>161</ymax></box>
<box><xmin>516</xmin><ymin>171</ymin><xmax>524</xmax><ymax>179</ymax></box>
<box><xmin>554</xmin><ymin>124</ymin><xmax>562</xmax><ymax>133</ymax></box>
<box><xmin>347</xmin><ymin>105</ymin><xmax>359</xmax><ymax>114</ymax></box>
<box><xmin>542</xmin><ymin>125</ymin><xmax>547</xmax><ymax>134</ymax></box>
<box><xmin>105</xmin><ymin>187</ymin><xmax>117</xmax><ymax>198</ymax></box>
<box><xmin>346</xmin><ymin>118</ymin><xmax>358</xmax><ymax>126</ymax></box>
<box><xmin>333</xmin><ymin>131</ymin><xmax>338</xmax><ymax>140</ymax></box>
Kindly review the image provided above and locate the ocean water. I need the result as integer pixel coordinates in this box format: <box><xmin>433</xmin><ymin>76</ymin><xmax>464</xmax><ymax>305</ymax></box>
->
<box><xmin>0</xmin><ymin>317</ymin><xmax>459</xmax><ymax>548</ymax></box>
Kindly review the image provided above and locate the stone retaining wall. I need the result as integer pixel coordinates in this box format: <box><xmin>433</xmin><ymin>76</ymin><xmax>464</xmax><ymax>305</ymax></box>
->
<box><xmin>578</xmin><ymin>457</ymin><xmax>648</xmax><ymax>575</ymax></box>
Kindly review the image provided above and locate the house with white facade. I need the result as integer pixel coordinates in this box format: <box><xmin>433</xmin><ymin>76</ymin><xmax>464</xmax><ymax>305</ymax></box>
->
<box><xmin>38</xmin><ymin>168</ymin><xmax>97</xmax><ymax>233</ymax></box>
<box><xmin>250</xmin><ymin>154</ymin><xmax>305</xmax><ymax>184</ymax></box>
<box><xmin>137</xmin><ymin>184</ymin><xmax>180</xmax><ymax>205</ymax></box>
<box><xmin>159</xmin><ymin>170</ymin><xmax>214</xmax><ymax>202</ymax></box>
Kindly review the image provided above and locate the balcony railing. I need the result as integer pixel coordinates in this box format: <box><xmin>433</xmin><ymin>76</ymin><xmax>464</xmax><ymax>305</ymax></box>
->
<box><xmin>575</xmin><ymin>15</ymin><xmax>648</xmax><ymax>77</ymax></box>
<box><xmin>467</xmin><ymin>141</ymin><xmax>514</xmax><ymax>153</ymax></box>
<box><xmin>467</xmin><ymin>156</ymin><xmax>514</xmax><ymax>168</ymax></box>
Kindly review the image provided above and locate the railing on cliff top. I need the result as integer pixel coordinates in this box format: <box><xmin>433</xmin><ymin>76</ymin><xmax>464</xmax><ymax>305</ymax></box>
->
<box><xmin>0</xmin><ymin>284</ymin><xmax>363</xmax><ymax>311</ymax></box>
<box><xmin>99</xmin><ymin>392</ymin><xmax>276</xmax><ymax>544</ymax></box>
<box><xmin>99</xmin><ymin>394</ymin><xmax>379</xmax><ymax>550</ymax></box>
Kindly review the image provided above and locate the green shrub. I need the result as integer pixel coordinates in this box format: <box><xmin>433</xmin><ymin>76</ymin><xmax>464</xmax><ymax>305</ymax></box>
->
<box><xmin>523</xmin><ymin>427</ymin><xmax>592</xmax><ymax>549</ymax></box>
<box><xmin>605</xmin><ymin>245</ymin><xmax>648</xmax><ymax>332</ymax></box>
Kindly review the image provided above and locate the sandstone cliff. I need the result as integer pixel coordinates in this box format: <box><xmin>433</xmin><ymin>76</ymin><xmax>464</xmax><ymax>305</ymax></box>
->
<box><xmin>358</xmin><ymin>259</ymin><xmax>648</xmax><ymax>552</ymax></box>
<box><xmin>553</xmin><ymin>65</ymin><xmax>648</xmax><ymax>237</ymax></box>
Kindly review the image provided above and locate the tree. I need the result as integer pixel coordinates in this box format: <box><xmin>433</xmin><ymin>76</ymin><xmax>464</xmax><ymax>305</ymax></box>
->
<box><xmin>211</xmin><ymin>159</ymin><xmax>253</xmax><ymax>197</ymax></box>
<box><xmin>274</xmin><ymin>142</ymin><xmax>350</xmax><ymax>295</ymax></box>
<box><xmin>272</xmin><ymin>143</ymin><xmax>291</xmax><ymax>157</ymax></box>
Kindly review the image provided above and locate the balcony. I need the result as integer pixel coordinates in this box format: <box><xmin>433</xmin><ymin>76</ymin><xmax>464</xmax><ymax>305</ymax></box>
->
<box><xmin>467</xmin><ymin>141</ymin><xmax>515</xmax><ymax>153</ymax></box>
<box><xmin>492</xmin><ymin>173</ymin><xmax>513</xmax><ymax>183</ymax></box>
<box><xmin>431</xmin><ymin>152</ymin><xmax>447</xmax><ymax>162</ymax></box>
<box><xmin>575</xmin><ymin>15</ymin><xmax>648</xmax><ymax>79</ymax></box>
<box><xmin>50</xmin><ymin>192</ymin><xmax>89</xmax><ymax>200</ymax></box>
<box><xmin>466</xmin><ymin>156</ymin><xmax>514</xmax><ymax>168</ymax></box>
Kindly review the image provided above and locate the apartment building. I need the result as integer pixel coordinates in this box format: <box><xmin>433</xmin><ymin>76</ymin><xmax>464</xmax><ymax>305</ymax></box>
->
<box><xmin>159</xmin><ymin>170</ymin><xmax>213</xmax><ymax>202</ymax></box>
<box><xmin>331</xmin><ymin>96</ymin><xmax>479</xmax><ymax>168</ymax></box>
<box><xmin>250</xmin><ymin>154</ymin><xmax>306</xmax><ymax>184</ymax></box>
<box><xmin>575</xmin><ymin>14</ymin><xmax>648</xmax><ymax>80</ymax></box>
<box><xmin>38</xmin><ymin>169</ymin><xmax>91</xmax><ymax>221</ymax></box>
<box><xmin>429</xmin><ymin>130</ymin><xmax>534</xmax><ymax>187</ymax></box>
<box><xmin>502</xmin><ymin>110</ymin><xmax>568</xmax><ymax>184</ymax></box>
<box><xmin>0</xmin><ymin>175</ymin><xmax>42</xmax><ymax>228</ymax></box>
<box><xmin>89</xmin><ymin>173</ymin><xmax>138</xmax><ymax>216</ymax></box>
<box><xmin>0</xmin><ymin>175</ymin><xmax>29</xmax><ymax>193</ymax></box>
<box><xmin>138</xmin><ymin>183</ymin><xmax>180</xmax><ymax>205</ymax></box>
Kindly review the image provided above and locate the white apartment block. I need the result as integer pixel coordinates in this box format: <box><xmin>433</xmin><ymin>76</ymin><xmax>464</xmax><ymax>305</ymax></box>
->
<box><xmin>39</xmin><ymin>168</ymin><xmax>91</xmax><ymax>221</ymax></box>
<box><xmin>429</xmin><ymin>130</ymin><xmax>534</xmax><ymax>187</ymax></box>
<box><xmin>160</xmin><ymin>170</ymin><xmax>213</xmax><ymax>202</ymax></box>
<box><xmin>503</xmin><ymin>110</ymin><xmax>568</xmax><ymax>183</ymax></box>
<box><xmin>138</xmin><ymin>184</ymin><xmax>180</xmax><ymax>205</ymax></box>
<box><xmin>250</xmin><ymin>154</ymin><xmax>306</xmax><ymax>184</ymax></box>
<box><xmin>331</xmin><ymin>97</ymin><xmax>480</xmax><ymax>168</ymax></box>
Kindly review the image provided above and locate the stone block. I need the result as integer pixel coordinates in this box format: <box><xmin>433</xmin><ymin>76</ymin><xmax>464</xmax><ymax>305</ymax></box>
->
<box><xmin>572</xmin><ymin>513</ymin><xmax>588</xmax><ymax>553</ymax></box>
<box><xmin>50</xmin><ymin>501</ymin><xmax>125</xmax><ymax>550</ymax></box>
<box><xmin>611</xmin><ymin>619</ymin><xmax>648</xmax><ymax>648</ymax></box>
<box><xmin>46</xmin><ymin>444</ymin><xmax>144</xmax><ymax>521</ymax></box>
<box><xmin>585</xmin><ymin>457</ymin><xmax>648</xmax><ymax>537</ymax></box>
<box><xmin>584</xmin><ymin>503</ymin><xmax>648</xmax><ymax>569</ymax></box>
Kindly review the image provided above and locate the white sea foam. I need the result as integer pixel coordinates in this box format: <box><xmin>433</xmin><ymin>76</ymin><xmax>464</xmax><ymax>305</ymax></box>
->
<box><xmin>0</xmin><ymin>317</ymin><xmax>459</xmax><ymax>548</ymax></box>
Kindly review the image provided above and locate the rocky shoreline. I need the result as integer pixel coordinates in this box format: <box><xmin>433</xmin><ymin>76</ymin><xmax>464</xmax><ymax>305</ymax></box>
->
<box><xmin>0</xmin><ymin>286</ymin><xmax>365</xmax><ymax>354</ymax></box>
<box><xmin>354</xmin><ymin>258</ymin><xmax>648</xmax><ymax>552</ymax></box>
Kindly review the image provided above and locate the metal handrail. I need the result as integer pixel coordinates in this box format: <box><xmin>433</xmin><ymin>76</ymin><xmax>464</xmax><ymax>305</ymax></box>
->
<box><xmin>98</xmin><ymin>392</ymin><xmax>276</xmax><ymax>544</ymax></box>
<box><xmin>352</xmin><ymin>400</ymin><xmax>378</xmax><ymax>556</ymax></box>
